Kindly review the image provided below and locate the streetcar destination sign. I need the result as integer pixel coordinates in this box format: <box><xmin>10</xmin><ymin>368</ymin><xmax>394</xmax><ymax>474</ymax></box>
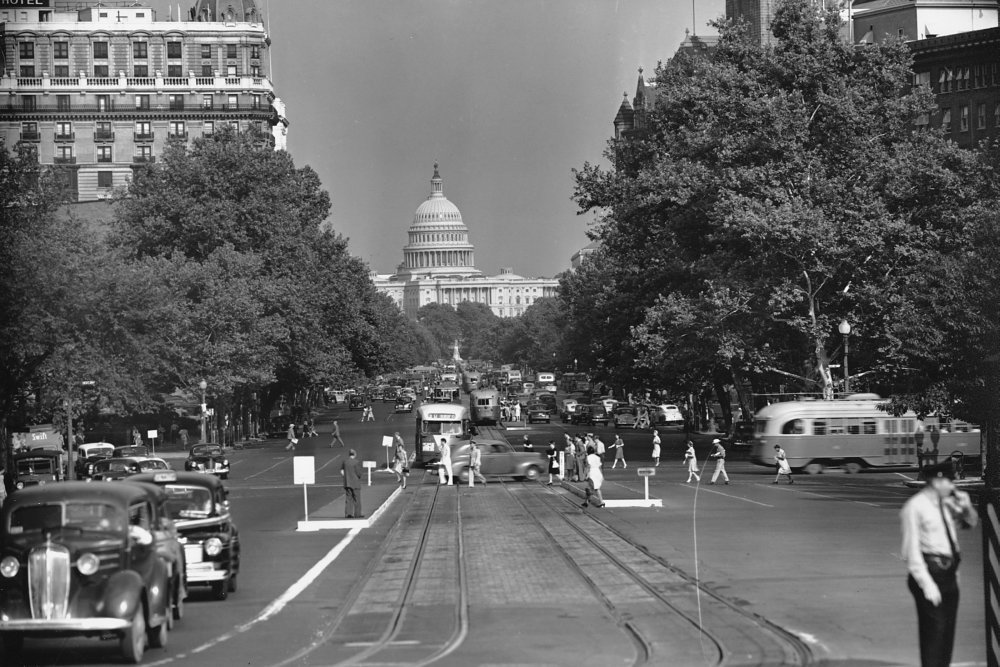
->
<box><xmin>636</xmin><ymin>467</ymin><xmax>656</xmax><ymax>477</ymax></box>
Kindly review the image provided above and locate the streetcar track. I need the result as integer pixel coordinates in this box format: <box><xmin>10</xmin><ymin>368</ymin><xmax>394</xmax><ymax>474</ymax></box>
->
<box><xmin>542</xmin><ymin>482</ymin><xmax>815</xmax><ymax>666</ymax></box>
<box><xmin>498</xmin><ymin>478</ymin><xmax>719</xmax><ymax>666</ymax></box>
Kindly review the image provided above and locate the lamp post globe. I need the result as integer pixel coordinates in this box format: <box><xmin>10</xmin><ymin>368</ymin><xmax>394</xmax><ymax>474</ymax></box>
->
<box><xmin>838</xmin><ymin>321</ymin><xmax>851</xmax><ymax>394</ymax></box>
<box><xmin>838</xmin><ymin>320</ymin><xmax>851</xmax><ymax>336</ymax></box>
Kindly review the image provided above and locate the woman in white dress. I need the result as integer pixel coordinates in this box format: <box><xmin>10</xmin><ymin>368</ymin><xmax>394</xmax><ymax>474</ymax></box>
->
<box><xmin>773</xmin><ymin>444</ymin><xmax>794</xmax><ymax>484</ymax></box>
<box><xmin>684</xmin><ymin>441</ymin><xmax>700</xmax><ymax>483</ymax></box>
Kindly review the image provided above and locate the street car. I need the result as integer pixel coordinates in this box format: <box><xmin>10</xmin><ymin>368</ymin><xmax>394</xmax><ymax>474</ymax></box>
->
<box><xmin>443</xmin><ymin>440</ymin><xmax>548</xmax><ymax>482</ymax></box>
<box><xmin>130</xmin><ymin>471</ymin><xmax>240</xmax><ymax>601</ymax></box>
<box><xmin>9</xmin><ymin>450</ymin><xmax>64</xmax><ymax>490</ymax></box>
<box><xmin>184</xmin><ymin>444</ymin><xmax>230</xmax><ymax>480</ymax></box>
<box><xmin>394</xmin><ymin>397</ymin><xmax>414</xmax><ymax>413</ymax></box>
<box><xmin>613</xmin><ymin>405</ymin><xmax>638</xmax><ymax>429</ymax></box>
<box><xmin>0</xmin><ymin>482</ymin><xmax>176</xmax><ymax>662</ymax></box>
<box><xmin>526</xmin><ymin>403</ymin><xmax>551</xmax><ymax>424</ymax></box>
<box><xmin>75</xmin><ymin>442</ymin><xmax>115</xmax><ymax>479</ymax></box>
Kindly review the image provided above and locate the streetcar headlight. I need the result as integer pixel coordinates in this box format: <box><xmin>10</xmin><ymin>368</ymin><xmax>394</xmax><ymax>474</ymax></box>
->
<box><xmin>204</xmin><ymin>538</ymin><xmax>223</xmax><ymax>557</ymax></box>
<box><xmin>77</xmin><ymin>552</ymin><xmax>100</xmax><ymax>576</ymax></box>
<box><xmin>0</xmin><ymin>556</ymin><xmax>19</xmax><ymax>578</ymax></box>
<box><xmin>15</xmin><ymin>482</ymin><xmax>24</xmax><ymax>490</ymax></box>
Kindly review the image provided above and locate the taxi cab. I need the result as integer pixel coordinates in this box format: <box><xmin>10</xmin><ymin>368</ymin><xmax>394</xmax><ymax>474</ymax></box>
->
<box><xmin>0</xmin><ymin>482</ymin><xmax>176</xmax><ymax>662</ymax></box>
<box><xmin>129</xmin><ymin>471</ymin><xmax>240</xmax><ymax>601</ymax></box>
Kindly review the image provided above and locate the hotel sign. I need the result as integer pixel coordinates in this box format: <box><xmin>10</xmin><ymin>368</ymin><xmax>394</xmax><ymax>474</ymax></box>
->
<box><xmin>0</xmin><ymin>0</ymin><xmax>52</xmax><ymax>7</ymax></box>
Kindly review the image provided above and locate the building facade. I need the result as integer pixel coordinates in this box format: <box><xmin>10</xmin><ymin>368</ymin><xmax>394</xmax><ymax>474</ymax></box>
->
<box><xmin>373</xmin><ymin>165</ymin><xmax>559</xmax><ymax>319</ymax></box>
<box><xmin>0</xmin><ymin>0</ymin><xmax>288</xmax><ymax>202</ymax></box>
<box><xmin>853</xmin><ymin>0</ymin><xmax>997</xmax><ymax>43</ymax></box>
<box><xmin>727</xmin><ymin>0</ymin><xmax>776</xmax><ymax>45</ymax></box>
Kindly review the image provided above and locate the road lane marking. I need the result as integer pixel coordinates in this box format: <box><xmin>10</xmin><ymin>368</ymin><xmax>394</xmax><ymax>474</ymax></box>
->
<box><xmin>680</xmin><ymin>484</ymin><xmax>774</xmax><ymax>507</ymax></box>
<box><xmin>144</xmin><ymin>526</ymin><xmax>364</xmax><ymax>666</ymax></box>
<box><xmin>316</xmin><ymin>453</ymin><xmax>343</xmax><ymax>474</ymax></box>
<box><xmin>762</xmin><ymin>484</ymin><xmax>881</xmax><ymax>507</ymax></box>
<box><xmin>243</xmin><ymin>456</ymin><xmax>292</xmax><ymax>480</ymax></box>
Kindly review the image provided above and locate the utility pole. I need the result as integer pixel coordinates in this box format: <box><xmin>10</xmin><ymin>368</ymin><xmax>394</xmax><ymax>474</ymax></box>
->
<box><xmin>65</xmin><ymin>392</ymin><xmax>75</xmax><ymax>481</ymax></box>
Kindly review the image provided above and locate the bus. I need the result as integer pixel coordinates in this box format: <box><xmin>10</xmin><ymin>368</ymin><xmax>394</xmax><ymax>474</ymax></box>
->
<box><xmin>470</xmin><ymin>388</ymin><xmax>502</xmax><ymax>426</ymax></box>
<box><xmin>749</xmin><ymin>394</ymin><xmax>980</xmax><ymax>474</ymax></box>
<box><xmin>415</xmin><ymin>403</ymin><xmax>472</xmax><ymax>466</ymax></box>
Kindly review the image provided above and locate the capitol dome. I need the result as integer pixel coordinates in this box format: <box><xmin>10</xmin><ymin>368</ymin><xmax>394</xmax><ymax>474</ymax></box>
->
<box><xmin>400</xmin><ymin>164</ymin><xmax>480</xmax><ymax>278</ymax></box>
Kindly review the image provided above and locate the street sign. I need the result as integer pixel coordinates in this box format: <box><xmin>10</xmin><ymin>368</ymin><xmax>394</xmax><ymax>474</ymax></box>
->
<box><xmin>146</xmin><ymin>429</ymin><xmax>158</xmax><ymax>440</ymax></box>
<box><xmin>637</xmin><ymin>467</ymin><xmax>656</xmax><ymax>477</ymax></box>
<box><xmin>293</xmin><ymin>456</ymin><xmax>315</xmax><ymax>485</ymax></box>
<box><xmin>381</xmin><ymin>436</ymin><xmax>394</xmax><ymax>447</ymax></box>
<box><xmin>363</xmin><ymin>460</ymin><xmax>377</xmax><ymax>486</ymax></box>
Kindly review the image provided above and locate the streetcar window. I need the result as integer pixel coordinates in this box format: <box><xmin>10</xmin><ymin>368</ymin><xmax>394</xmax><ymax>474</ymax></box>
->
<box><xmin>828</xmin><ymin>418</ymin><xmax>845</xmax><ymax>435</ymax></box>
<box><xmin>755</xmin><ymin>419</ymin><xmax>768</xmax><ymax>434</ymax></box>
<box><xmin>781</xmin><ymin>419</ymin><xmax>804</xmax><ymax>435</ymax></box>
<box><xmin>863</xmin><ymin>420</ymin><xmax>877</xmax><ymax>434</ymax></box>
<box><xmin>847</xmin><ymin>418</ymin><xmax>861</xmax><ymax>435</ymax></box>
<box><xmin>813</xmin><ymin>420</ymin><xmax>827</xmax><ymax>436</ymax></box>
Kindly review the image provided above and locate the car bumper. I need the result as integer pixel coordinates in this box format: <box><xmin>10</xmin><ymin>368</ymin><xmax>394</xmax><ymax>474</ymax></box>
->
<box><xmin>186</xmin><ymin>466</ymin><xmax>230</xmax><ymax>476</ymax></box>
<box><xmin>185</xmin><ymin>563</ymin><xmax>229</xmax><ymax>582</ymax></box>
<box><xmin>0</xmin><ymin>618</ymin><xmax>131</xmax><ymax>632</ymax></box>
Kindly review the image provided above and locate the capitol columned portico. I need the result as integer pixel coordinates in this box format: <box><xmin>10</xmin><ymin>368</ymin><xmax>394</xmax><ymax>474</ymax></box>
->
<box><xmin>373</xmin><ymin>165</ymin><xmax>559</xmax><ymax>318</ymax></box>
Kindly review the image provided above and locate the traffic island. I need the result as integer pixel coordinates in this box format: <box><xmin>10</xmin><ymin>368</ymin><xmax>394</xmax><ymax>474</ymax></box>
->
<box><xmin>297</xmin><ymin>477</ymin><xmax>402</xmax><ymax>531</ymax></box>
<box><xmin>558</xmin><ymin>466</ymin><xmax>663</xmax><ymax>507</ymax></box>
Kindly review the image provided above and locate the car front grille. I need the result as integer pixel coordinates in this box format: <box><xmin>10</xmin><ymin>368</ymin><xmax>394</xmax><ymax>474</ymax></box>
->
<box><xmin>28</xmin><ymin>544</ymin><xmax>71</xmax><ymax>620</ymax></box>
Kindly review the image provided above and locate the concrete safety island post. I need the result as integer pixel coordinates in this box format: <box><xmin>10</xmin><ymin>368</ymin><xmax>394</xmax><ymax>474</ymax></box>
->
<box><xmin>363</xmin><ymin>460</ymin><xmax>376</xmax><ymax>486</ymax></box>
<box><xmin>637</xmin><ymin>467</ymin><xmax>656</xmax><ymax>501</ymax></box>
<box><xmin>293</xmin><ymin>456</ymin><xmax>316</xmax><ymax>523</ymax></box>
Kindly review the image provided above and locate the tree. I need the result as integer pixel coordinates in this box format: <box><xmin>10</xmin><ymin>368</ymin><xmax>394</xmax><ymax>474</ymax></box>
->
<box><xmin>568</xmin><ymin>0</ymin><xmax>992</xmax><ymax>423</ymax></box>
<box><xmin>416</xmin><ymin>303</ymin><xmax>460</xmax><ymax>359</ymax></box>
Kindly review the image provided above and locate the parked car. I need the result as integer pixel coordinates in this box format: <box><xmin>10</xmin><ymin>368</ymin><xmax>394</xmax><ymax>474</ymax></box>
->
<box><xmin>442</xmin><ymin>440</ymin><xmax>547</xmax><ymax>482</ymax></box>
<box><xmin>0</xmin><ymin>482</ymin><xmax>176</xmax><ymax>662</ymax></box>
<box><xmin>75</xmin><ymin>442</ymin><xmax>115</xmax><ymax>479</ymax></box>
<box><xmin>613</xmin><ymin>405</ymin><xmax>638</xmax><ymax>429</ymax></box>
<box><xmin>658</xmin><ymin>404</ymin><xmax>685</xmax><ymax>427</ymax></box>
<box><xmin>9</xmin><ymin>450</ymin><xmax>64</xmax><ymax>490</ymax></box>
<box><xmin>184</xmin><ymin>445</ymin><xmax>230</xmax><ymax>480</ymax></box>
<box><xmin>130</xmin><ymin>471</ymin><xmax>240</xmax><ymax>601</ymax></box>
<box><xmin>569</xmin><ymin>404</ymin><xmax>593</xmax><ymax>425</ymax></box>
<box><xmin>526</xmin><ymin>403</ymin><xmax>551</xmax><ymax>424</ymax></box>
<box><xmin>571</xmin><ymin>404</ymin><xmax>609</xmax><ymax>427</ymax></box>
<box><xmin>598</xmin><ymin>396</ymin><xmax>619</xmax><ymax>413</ymax></box>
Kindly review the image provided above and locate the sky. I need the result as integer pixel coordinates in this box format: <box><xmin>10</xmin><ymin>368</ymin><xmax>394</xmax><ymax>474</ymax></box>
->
<box><xmin>164</xmin><ymin>0</ymin><xmax>726</xmax><ymax>277</ymax></box>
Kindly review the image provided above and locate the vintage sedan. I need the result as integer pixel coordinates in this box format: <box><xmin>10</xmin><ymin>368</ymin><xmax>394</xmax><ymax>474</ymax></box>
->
<box><xmin>444</xmin><ymin>440</ymin><xmax>548</xmax><ymax>482</ymax></box>
<box><xmin>526</xmin><ymin>403</ymin><xmax>551</xmax><ymax>424</ymax></box>
<box><xmin>75</xmin><ymin>442</ymin><xmax>115</xmax><ymax>479</ymax></box>
<box><xmin>91</xmin><ymin>457</ymin><xmax>145</xmax><ymax>482</ymax></box>
<box><xmin>394</xmin><ymin>397</ymin><xmax>414</xmax><ymax>413</ymax></box>
<box><xmin>130</xmin><ymin>472</ymin><xmax>240</xmax><ymax>601</ymax></box>
<box><xmin>0</xmin><ymin>482</ymin><xmax>176</xmax><ymax>662</ymax></box>
<box><xmin>613</xmin><ymin>405</ymin><xmax>638</xmax><ymax>429</ymax></box>
<box><xmin>113</xmin><ymin>445</ymin><xmax>150</xmax><ymax>458</ymax></box>
<box><xmin>184</xmin><ymin>445</ymin><xmax>230</xmax><ymax>480</ymax></box>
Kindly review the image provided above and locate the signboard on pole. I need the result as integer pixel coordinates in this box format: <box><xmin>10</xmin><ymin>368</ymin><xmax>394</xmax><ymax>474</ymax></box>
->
<box><xmin>637</xmin><ymin>467</ymin><xmax>656</xmax><ymax>477</ymax></box>
<box><xmin>293</xmin><ymin>456</ymin><xmax>315</xmax><ymax>485</ymax></box>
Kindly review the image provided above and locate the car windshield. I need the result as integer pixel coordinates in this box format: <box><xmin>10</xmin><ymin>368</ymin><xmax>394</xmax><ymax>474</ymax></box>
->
<box><xmin>162</xmin><ymin>485</ymin><xmax>214</xmax><ymax>519</ymax></box>
<box><xmin>139</xmin><ymin>459</ymin><xmax>168</xmax><ymax>471</ymax></box>
<box><xmin>15</xmin><ymin>458</ymin><xmax>55</xmax><ymax>474</ymax></box>
<box><xmin>617</xmin><ymin>407</ymin><xmax>636</xmax><ymax>415</ymax></box>
<box><xmin>97</xmin><ymin>460</ymin><xmax>135</xmax><ymax>473</ymax></box>
<box><xmin>192</xmin><ymin>446</ymin><xmax>223</xmax><ymax>457</ymax></box>
<box><xmin>9</xmin><ymin>502</ymin><xmax>123</xmax><ymax>535</ymax></box>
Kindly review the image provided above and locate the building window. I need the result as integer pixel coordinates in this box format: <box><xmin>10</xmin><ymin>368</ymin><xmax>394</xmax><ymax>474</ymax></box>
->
<box><xmin>251</xmin><ymin>64</ymin><xmax>261</xmax><ymax>77</ymax></box>
<box><xmin>227</xmin><ymin>94</ymin><xmax>238</xmax><ymax>109</ymax></box>
<box><xmin>251</xmin><ymin>45</ymin><xmax>260</xmax><ymax>59</ymax></box>
<box><xmin>133</xmin><ymin>42</ymin><xmax>147</xmax><ymax>59</ymax></box>
<box><xmin>93</xmin><ymin>41</ymin><xmax>108</xmax><ymax>59</ymax></box>
<box><xmin>19</xmin><ymin>42</ymin><xmax>34</xmax><ymax>59</ymax></box>
<box><xmin>56</xmin><ymin>121</ymin><xmax>73</xmax><ymax>140</ymax></box>
<box><xmin>959</xmin><ymin>105</ymin><xmax>969</xmax><ymax>132</ymax></box>
<box><xmin>97</xmin><ymin>171</ymin><xmax>114</xmax><ymax>188</ymax></box>
<box><xmin>977</xmin><ymin>103</ymin><xmax>987</xmax><ymax>130</ymax></box>
<box><xmin>167</xmin><ymin>42</ymin><xmax>182</xmax><ymax>58</ymax></box>
<box><xmin>53</xmin><ymin>42</ymin><xmax>68</xmax><ymax>59</ymax></box>
<box><xmin>226</xmin><ymin>64</ymin><xmax>238</xmax><ymax>76</ymax></box>
<box><xmin>201</xmin><ymin>94</ymin><xmax>214</xmax><ymax>109</ymax></box>
<box><xmin>203</xmin><ymin>120</ymin><xmax>214</xmax><ymax>135</ymax></box>
<box><xmin>202</xmin><ymin>64</ymin><xmax>213</xmax><ymax>77</ymax></box>
<box><xmin>56</xmin><ymin>95</ymin><xmax>71</xmax><ymax>110</ymax></box>
<box><xmin>135</xmin><ymin>120</ymin><xmax>152</xmax><ymax>140</ymax></box>
<box><xmin>136</xmin><ymin>145</ymin><xmax>153</xmax><ymax>160</ymax></box>
<box><xmin>167</xmin><ymin>64</ymin><xmax>182</xmax><ymax>77</ymax></box>
<box><xmin>20</xmin><ymin>122</ymin><xmax>39</xmax><ymax>141</ymax></box>
<box><xmin>201</xmin><ymin>44</ymin><xmax>212</xmax><ymax>59</ymax></box>
<box><xmin>94</xmin><ymin>65</ymin><xmax>109</xmax><ymax>77</ymax></box>
<box><xmin>134</xmin><ymin>64</ymin><xmax>148</xmax><ymax>77</ymax></box>
<box><xmin>939</xmin><ymin>68</ymin><xmax>950</xmax><ymax>93</ymax></box>
<box><xmin>135</xmin><ymin>94</ymin><xmax>150</xmax><ymax>110</ymax></box>
<box><xmin>56</xmin><ymin>145</ymin><xmax>74</xmax><ymax>162</ymax></box>
<box><xmin>54</xmin><ymin>65</ymin><xmax>69</xmax><ymax>77</ymax></box>
<box><xmin>95</xmin><ymin>121</ymin><xmax>113</xmax><ymax>140</ymax></box>
<box><xmin>169</xmin><ymin>120</ymin><xmax>186</xmax><ymax>137</ymax></box>
<box><xmin>250</xmin><ymin>94</ymin><xmax>261</xmax><ymax>110</ymax></box>
<box><xmin>97</xmin><ymin>145</ymin><xmax>113</xmax><ymax>163</ymax></box>
<box><xmin>20</xmin><ymin>65</ymin><xmax>35</xmax><ymax>77</ymax></box>
<box><xmin>941</xmin><ymin>108</ymin><xmax>952</xmax><ymax>133</ymax></box>
<box><xmin>226</xmin><ymin>44</ymin><xmax>237</xmax><ymax>59</ymax></box>
<box><xmin>21</xmin><ymin>95</ymin><xmax>36</xmax><ymax>111</ymax></box>
<box><xmin>168</xmin><ymin>94</ymin><xmax>184</xmax><ymax>110</ymax></box>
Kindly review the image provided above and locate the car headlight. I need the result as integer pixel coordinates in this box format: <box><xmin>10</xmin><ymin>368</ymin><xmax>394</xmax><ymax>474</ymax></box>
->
<box><xmin>76</xmin><ymin>552</ymin><xmax>100</xmax><ymax>576</ymax></box>
<box><xmin>204</xmin><ymin>537</ymin><xmax>223</xmax><ymax>557</ymax></box>
<box><xmin>15</xmin><ymin>482</ymin><xmax>23</xmax><ymax>489</ymax></box>
<box><xmin>0</xmin><ymin>556</ymin><xmax>19</xmax><ymax>578</ymax></box>
<box><xmin>221</xmin><ymin>459</ymin><xmax>229</xmax><ymax>466</ymax></box>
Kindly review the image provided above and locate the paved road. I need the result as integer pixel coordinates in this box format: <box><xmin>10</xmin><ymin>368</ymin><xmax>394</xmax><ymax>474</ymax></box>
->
<box><xmin>2</xmin><ymin>399</ymin><xmax>987</xmax><ymax>666</ymax></box>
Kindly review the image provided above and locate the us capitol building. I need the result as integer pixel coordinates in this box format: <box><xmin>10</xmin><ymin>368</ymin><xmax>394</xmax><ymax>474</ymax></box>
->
<box><xmin>373</xmin><ymin>165</ymin><xmax>559</xmax><ymax>318</ymax></box>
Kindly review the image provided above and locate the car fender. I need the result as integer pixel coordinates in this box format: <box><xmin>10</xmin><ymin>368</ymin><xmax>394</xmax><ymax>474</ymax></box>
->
<box><xmin>101</xmin><ymin>570</ymin><xmax>145</xmax><ymax>620</ymax></box>
<box><xmin>144</xmin><ymin>557</ymin><xmax>171</xmax><ymax>624</ymax></box>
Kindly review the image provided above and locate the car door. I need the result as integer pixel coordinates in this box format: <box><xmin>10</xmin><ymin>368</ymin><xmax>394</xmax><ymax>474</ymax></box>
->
<box><xmin>482</xmin><ymin>444</ymin><xmax>513</xmax><ymax>475</ymax></box>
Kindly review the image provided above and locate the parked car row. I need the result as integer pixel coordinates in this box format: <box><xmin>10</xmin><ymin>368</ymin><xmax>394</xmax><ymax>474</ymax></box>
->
<box><xmin>0</xmin><ymin>466</ymin><xmax>240</xmax><ymax>663</ymax></box>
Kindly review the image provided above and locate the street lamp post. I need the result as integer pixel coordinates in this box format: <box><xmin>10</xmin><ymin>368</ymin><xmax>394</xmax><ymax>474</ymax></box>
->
<box><xmin>838</xmin><ymin>320</ymin><xmax>852</xmax><ymax>395</ymax></box>
<box><xmin>199</xmin><ymin>379</ymin><xmax>208</xmax><ymax>444</ymax></box>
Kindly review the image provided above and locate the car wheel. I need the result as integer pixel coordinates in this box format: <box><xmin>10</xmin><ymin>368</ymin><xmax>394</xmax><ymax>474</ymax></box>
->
<box><xmin>1</xmin><ymin>632</ymin><xmax>24</xmax><ymax>655</ymax></box>
<box><xmin>804</xmin><ymin>462</ymin><xmax>824</xmax><ymax>475</ymax></box>
<box><xmin>843</xmin><ymin>461</ymin><xmax>863</xmax><ymax>474</ymax></box>
<box><xmin>458</xmin><ymin>467</ymin><xmax>470</xmax><ymax>483</ymax></box>
<box><xmin>523</xmin><ymin>465</ymin><xmax>541</xmax><ymax>481</ymax></box>
<box><xmin>147</xmin><ymin>615</ymin><xmax>168</xmax><ymax>649</ymax></box>
<box><xmin>212</xmin><ymin>580</ymin><xmax>228</xmax><ymax>601</ymax></box>
<box><xmin>120</xmin><ymin>608</ymin><xmax>146</xmax><ymax>663</ymax></box>
<box><xmin>172</xmin><ymin>579</ymin><xmax>185</xmax><ymax>621</ymax></box>
<box><xmin>228</xmin><ymin>573</ymin><xmax>238</xmax><ymax>593</ymax></box>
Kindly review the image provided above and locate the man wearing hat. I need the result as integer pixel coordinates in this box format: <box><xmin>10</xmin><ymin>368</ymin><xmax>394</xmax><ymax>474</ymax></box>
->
<box><xmin>900</xmin><ymin>461</ymin><xmax>978</xmax><ymax>667</ymax></box>
<box><xmin>708</xmin><ymin>438</ymin><xmax>729</xmax><ymax>485</ymax></box>
<box><xmin>469</xmin><ymin>440</ymin><xmax>487</xmax><ymax>486</ymax></box>
<box><xmin>340</xmin><ymin>449</ymin><xmax>364</xmax><ymax>518</ymax></box>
